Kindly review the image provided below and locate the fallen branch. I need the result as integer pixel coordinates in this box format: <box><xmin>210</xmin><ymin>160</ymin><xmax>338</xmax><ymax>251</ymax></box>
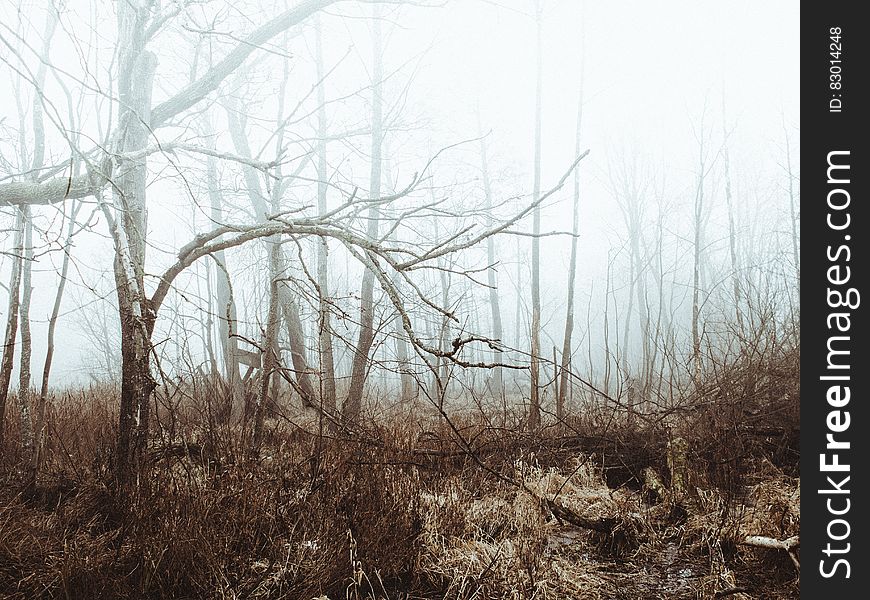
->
<box><xmin>741</xmin><ymin>535</ymin><xmax>800</xmax><ymax>571</ymax></box>
<box><xmin>740</xmin><ymin>535</ymin><xmax>798</xmax><ymax>551</ymax></box>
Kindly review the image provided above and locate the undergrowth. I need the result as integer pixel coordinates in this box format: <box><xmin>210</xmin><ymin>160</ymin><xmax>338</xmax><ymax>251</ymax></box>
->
<box><xmin>0</xmin><ymin>348</ymin><xmax>799</xmax><ymax>600</ymax></box>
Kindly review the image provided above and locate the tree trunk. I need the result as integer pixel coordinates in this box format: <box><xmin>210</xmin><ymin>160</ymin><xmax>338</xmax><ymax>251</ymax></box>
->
<box><xmin>691</xmin><ymin>146</ymin><xmax>705</xmax><ymax>385</ymax></box>
<box><xmin>22</xmin><ymin>5</ymin><xmax>59</xmax><ymax>483</ymax></box>
<box><xmin>393</xmin><ymin>304</ymin><xmax>415</xmax><ymax>404</ymax></box>
<box><xmin>17</xmin><ymin>207</ymin><xmax>35</xmax><ymax>467</ymax></box>
<box><xmin>205</xmin><ymin>155</ymin><xmax>243</xmax><ymax>420</ymax></box>
<box><xmin>111</xmin><ymin>5</ymin><xmax>159</xmax><ymax>485</ymax></box>
<box><xmin>528</xmin><ymin>0</ymin><xmax>544</xmax><ymax>430</ymax></box>
<box><xmin>314</xmin><ymin>16</ymin><xmax>337</xmax><ymax>415</ymax></box>
<box><xmin>0</xmin><ymin>210</ymin><xmax>24</xmax><ymax>451</ymax></box>
<box><xmin>254</xmin><ymin>254</ymin><xmax>281</xmax><ymax>449</ymax></box>
<box><xmin>224</xmin><ymin>95</ymin><xmax>313</xmax><ymax>418</ymax></box>
<box><xmin>603</xmin><ymin>251</ymin><xmax>613</xmax><ymax>395</ymax></box>
<box><xmin>558</xmin><ymin>44</ymin><xmax>585</xmax><ymax>425</ymax></box>
<box><xmin>783</xmin><ymin>121</ymin><xmax>799</xmax><ymax>285</ymax></box>
<box><xmin>201</xmin><ymin>258</ymin><xmax>219</xmax><ymax>376</ymax></box>
<box><xmin>37</xmin><ymin>201</ymin><xmax>81</xmax><ymax>477</ymax></box>
<box><xmin>279</xmin><ymin>285</ymin><xmax>316</xmax><ymax>405</ymax></box>
<box><xmin>721</xmin><ymin>100</ymin><xmax>744</xmax><ymax>333</ymax></box>
<box><xmin>344</xmin><ymin>7</ymin><xmax>383</xmax><ymax>422</ymax></box>
<box><xmin>477</xmin><ymin>122</ymin><xmax>504</xmax><ymax>395</ymax></box>
<box><xmin>388</xmin><ymin>240</ymin><xmax>415</xmax><ymax>405</ymax></box>
<box><xmin>629</xmin><ymin>196</ymin><xmax>651</xmax><ymax>400</ymax></box>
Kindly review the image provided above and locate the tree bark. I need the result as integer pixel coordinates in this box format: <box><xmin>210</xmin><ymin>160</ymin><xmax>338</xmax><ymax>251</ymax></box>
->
<box><xmin>721</xmin><ymin>100</ymin><xmax>744</xmax><ymax>333</ymax></box>
<box><xmin>691</xmin><ymin>136</ymin><xmax>706</xmax><ymax>385</ymax></box>
<box><xmin>111</xmin><ymin>4</ymin><xmax>159</xmax><ymax>486</ymax></box>
<box><xmin>254</xmin><ymin>256</ymin><xmax>281</xmax><ymax>449</ymax></box>
<box><xmin>205</xmin><ymin>156</ymin><xmax>243</xmax><ymax>420</ymax></box>
<box><xmin>783</xmin><ymin>121</ymin><xmax>799</xmax><ymax>285</ymax></box>
<box><xmin>477</xmin><ymin>122</ymin><xmax>504</xmax><ymax>395</ymax></box>
<box><xmin>17</xmin><ymin>207</ymin><xmax>35</xmax><ymax>467</ymax></box>
<box><xmin>528</xmin><ymin>0</ymin><xmax>543</xmax><ymax>430</ymax></box>
<box><xmin>279</xmin><ymin>285</ymin><xmax>316</xmax><ymax>405</ymax></box>
<box><xmin>314</xmin><ymin>17</ymin><xmax>338</xmax><ymax>415</ymax></box>
<box><xmin>224</xmin><ymin>95</ymin><xmax>314</xmax><ymax>418</ymax></box>
<box><xmin>0</xmin><ymin>210</ymin><xmax>25</xmax><ymax>451</ymax></box>
<box><xmin>37</xmin><ymin>201</ymin><xmax>81</xmax><ymax>476</ymax></box>
<box><xmin>558</xmin><ymin>42</ymin><xmax>585</xmax><ymax>425</ymax></box>
<box><xmin>344</xmin><ymin>6</ymin><xmax>384</xmax><ymax>423</ymax></box>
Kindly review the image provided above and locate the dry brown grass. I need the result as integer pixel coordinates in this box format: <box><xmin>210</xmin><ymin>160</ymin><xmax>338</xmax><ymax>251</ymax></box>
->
<box><xmin>0</xmin><ymin>378</ymin><xmax>799</xmax><ymax>600</ymax></box>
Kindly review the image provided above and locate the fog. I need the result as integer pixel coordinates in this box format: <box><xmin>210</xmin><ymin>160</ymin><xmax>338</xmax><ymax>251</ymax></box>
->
<box><xmin>0</xmin><ymin>0</ymin><xmax>798</xmax><ymax>395</ymax></box>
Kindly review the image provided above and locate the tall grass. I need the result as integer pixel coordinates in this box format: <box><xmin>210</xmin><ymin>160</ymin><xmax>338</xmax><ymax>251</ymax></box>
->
<box><xmin>0</xmin><ymin>348</ymin><xmax>799</xmax><ymax>599</ymax></box>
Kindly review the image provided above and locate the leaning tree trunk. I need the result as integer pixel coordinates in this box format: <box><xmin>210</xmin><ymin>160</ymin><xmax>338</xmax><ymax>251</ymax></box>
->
<box><xmin>528</xmin><ymin>0</ymin><xmax>544</xmax><ymax>430</ymax></box>
<box><xmin>36</xmin><ymin>201</ymin><xmax>81</xmax><ymax>477</ymax></box>
<box><xmin>344</xmin><ymin>7</ymin><xmax>384</xmax><ymax>423</ymax></box>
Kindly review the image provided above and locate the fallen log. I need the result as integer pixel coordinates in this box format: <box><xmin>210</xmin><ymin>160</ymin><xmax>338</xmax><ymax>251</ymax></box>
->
<box><xmin>543</xmin><ymin>497</ymin><xmax>613</xmax><ymax>533</ymax></box>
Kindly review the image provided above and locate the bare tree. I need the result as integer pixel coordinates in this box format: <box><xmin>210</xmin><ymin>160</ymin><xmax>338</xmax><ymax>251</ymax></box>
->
<box><xmin>36</xmin><ymin>200</ymin><xmax>81</xmax><ymax>476</ymax></box>
<box><xmin>609</xmin><ymin>151</ymin><xmax>653</xmax><ymax>404</ymax></box>
<box><xmin>721</xmin><ymin>96</ymin><xmax>744</xmax><ymax>333</ymax></box>
<box><xmin>206</xmin><ymin>153</ymin><xmax>243</xmax><ymax>419</ymax></box>
<box><xmin>0</xmin><ymin>210</ymin><xmax>24</xmax><ymax>450</ymax></box>
<box><xmin>477</xmin><ymin>120</ymin><xmax>504</xmax><ymax>395</ymax></box>
<box><xmin>314</xmin><ymin>15</ymin><xmax>338</xmax><ymax>415</ymax></box>
<box><xmin>224</xmin><ymin>75</ymin><xmax>317</xmax><ymax>442</ymax></box>
<box><xmin>17</xmin><ymin>206</ymin><xmax>34</xmax><ymax>464</ymax></box>
<box><xmin>528</xmin><ymin>0</ymin><xmax>544</xmax><ymax>430</ymax></box>
<box><xmin>557</xmin><ymin>32</ymin><xmax>585</xmax><ymax>425</ymax></box>
<box><xmin>782</xmin><ymin>118</ymin><xmax>799</xmax><ymax>285</ymax></box>
<box><xmin>0</xmin><ymin>0</ymin><xmax>395</xmax><ymax>483</ymax></box>
<box><xmin>690</xmin><ymin>112</ymin><xmax>717</xmax><ymax>385</ymax></box>
<box><xmin>344</xmin><ymin>6</ymin><xmax>385</xmax><ymax>422</ymax></box>
<box><xmin>0</xmin><ymin>0</ymin><xmax>589</xmax><ymax>487</ymax></box>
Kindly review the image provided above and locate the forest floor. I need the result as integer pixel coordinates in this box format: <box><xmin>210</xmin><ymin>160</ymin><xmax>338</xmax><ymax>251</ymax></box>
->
<box><xmin>0</xmin><ymin>387</ymin><xmax>800</xmax><ymax>599</ymax></box>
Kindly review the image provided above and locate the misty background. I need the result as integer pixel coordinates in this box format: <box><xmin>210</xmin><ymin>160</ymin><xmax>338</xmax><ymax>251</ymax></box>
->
<box><xmin>0</xmin><ymin>0</ymin><xmax>799</xmax><ymax>392</ymax></box>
